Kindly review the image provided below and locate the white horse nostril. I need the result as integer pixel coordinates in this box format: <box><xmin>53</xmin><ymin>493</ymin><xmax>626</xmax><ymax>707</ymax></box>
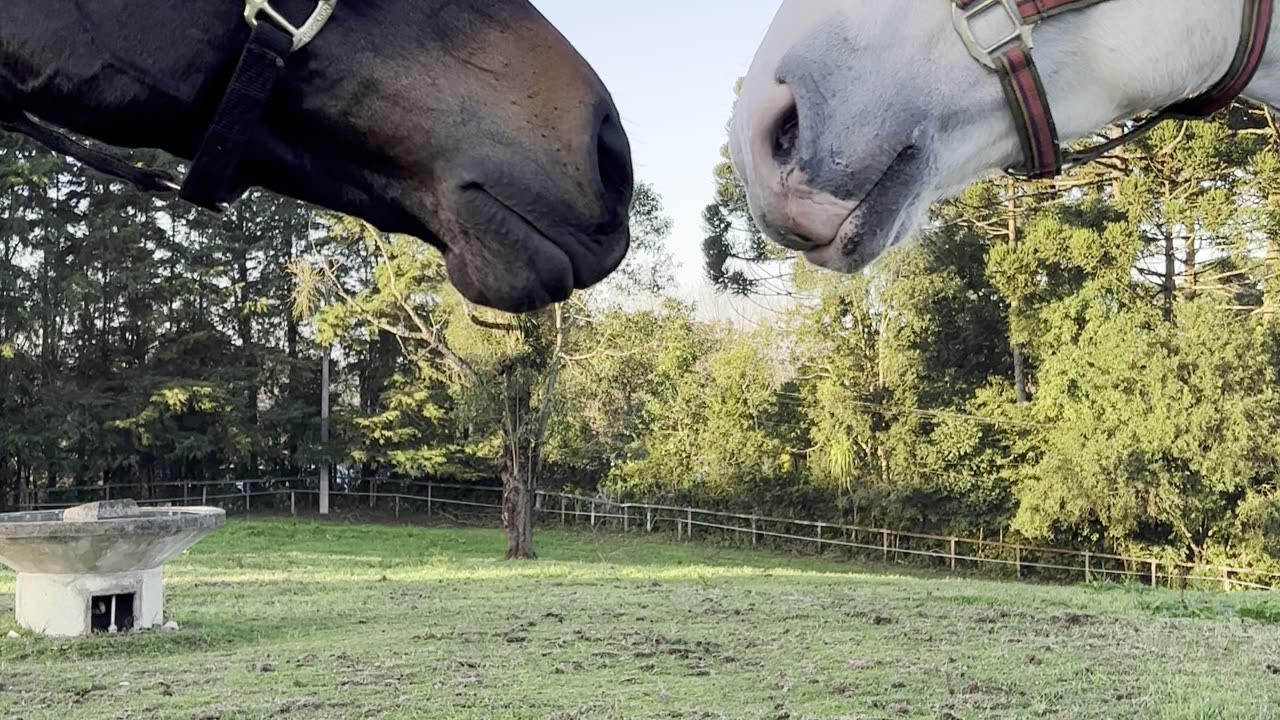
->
<box><xmin>773</xmin><ymin>103</ymin><xmax>800</xmax><ymax>163</ymax></box>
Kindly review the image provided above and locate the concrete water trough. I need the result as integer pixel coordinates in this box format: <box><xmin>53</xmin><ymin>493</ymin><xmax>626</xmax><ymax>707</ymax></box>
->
<box><xmin>0</xmin><ymin>500</ymin><xmax>225</xmax><ymax>637</ymax></box>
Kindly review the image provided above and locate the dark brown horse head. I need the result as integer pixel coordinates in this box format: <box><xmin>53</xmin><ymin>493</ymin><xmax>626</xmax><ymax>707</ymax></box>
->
<box><xmin>4</xmin><ymin>0</ymin><xmax>635</xmax><ymax>312</ymax></box>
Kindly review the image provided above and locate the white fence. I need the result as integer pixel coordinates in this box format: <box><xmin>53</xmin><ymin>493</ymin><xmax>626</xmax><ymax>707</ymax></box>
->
<box><xmin>19</xmin><ymin>477</ymin><xmax>1280</xmax><ymax>592</ymax></box>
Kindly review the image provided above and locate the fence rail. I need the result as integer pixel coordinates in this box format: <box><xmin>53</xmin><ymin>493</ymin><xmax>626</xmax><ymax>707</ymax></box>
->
<box><xmin>17</xmin><ymin>477</ymin><xmax>1279</xmax><ymax>593</ymax></box>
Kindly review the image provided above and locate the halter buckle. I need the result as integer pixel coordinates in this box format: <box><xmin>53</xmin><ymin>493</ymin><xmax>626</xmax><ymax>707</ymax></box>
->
<box><xmin>244</xmin><ymin>0</ymin><xmax>337</xmax><ymax>53</ymax></box>
<box><xmin>952</xmin><ymin>0</ymin><xmax>1034</xmax><ymax>69</ymax></box>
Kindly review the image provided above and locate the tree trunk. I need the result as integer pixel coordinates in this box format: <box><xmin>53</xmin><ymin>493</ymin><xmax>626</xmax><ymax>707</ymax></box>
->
<box><xmin>1013</xmin><ymin>346</ymin><xmax>1030</xmax><ymax>405</ymax></box>
<box><xmin>237</xmin><ymin>251</ymin><xmax>259</xmax><ymax>476</ymax></box>
<box><xmin>498</xmin><ymin>306</ymin><xmax>568</xmax><ymax>560</ymax></box>
<box><xmin>500</xmin><ymin>357</ymin><xmax>538</xmax><ymax>560</ymax></box>
<box><xmin>1007</xmin><ymin>180</ymin><xmax>1030</xmax><ymax>404</ymax></box>
<box><xmin>1265</xmin><ymin>231</ymin><xmax>1280</xmax><ymax>326</ymax></box>
<box><xmin>1162</xmin><ymin>228</ymin><xmax>1177</xmax><ymax>322</ymax></box>
<box><xmin>1182</xmin><ymin>234</ymin><xmax>1198</xmax><ymax>302</ymax></box>
<box><xmin>501</xmin><ymin>453</ymin><xmax>536</xmax><ymax>560</ymax></box>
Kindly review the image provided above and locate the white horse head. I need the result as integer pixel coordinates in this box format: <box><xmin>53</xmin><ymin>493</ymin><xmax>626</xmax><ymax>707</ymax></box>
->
<box><xmin>729</xmin><ymin>0</ymin><xmax>1276</xmax><ymax>274</ymax></box>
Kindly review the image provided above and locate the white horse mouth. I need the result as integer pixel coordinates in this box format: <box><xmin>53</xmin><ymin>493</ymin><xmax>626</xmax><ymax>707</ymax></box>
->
<box><xmin>804</xmin><ymin>144</ymin><xmax>929</xmax><ymax>273</ymax></box>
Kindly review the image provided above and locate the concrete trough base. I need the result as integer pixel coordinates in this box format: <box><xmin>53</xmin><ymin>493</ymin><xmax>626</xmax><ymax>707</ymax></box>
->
<box><xmin>0</xmin><ymin>501</ymin><xmax>225</xmax><ymax>637</ymax></box>
<box><xmin>15</xmin><ymin>568</ymin><xmax>163</xmax><ymax>638</ymax></box>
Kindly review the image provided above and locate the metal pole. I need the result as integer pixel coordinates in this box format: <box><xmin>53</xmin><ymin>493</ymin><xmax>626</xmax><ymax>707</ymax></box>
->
<box><xmin>319</xmin><ymin>344</ymin><xmax>331</xmax><ymax>516</ymax></box>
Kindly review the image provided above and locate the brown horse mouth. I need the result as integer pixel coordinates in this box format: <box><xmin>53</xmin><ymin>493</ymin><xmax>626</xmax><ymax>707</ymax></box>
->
<box><xmin>442</xmin><ymin>185</ymin><xmax>629</xmax><ymax>314</ymax></box>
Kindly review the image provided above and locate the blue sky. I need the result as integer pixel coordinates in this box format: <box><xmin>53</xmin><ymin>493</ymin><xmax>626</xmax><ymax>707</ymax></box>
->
<box><xmin>530</xmin><ymin>0</ymin><xmax>781</xmax><ymax>298</ymax></box>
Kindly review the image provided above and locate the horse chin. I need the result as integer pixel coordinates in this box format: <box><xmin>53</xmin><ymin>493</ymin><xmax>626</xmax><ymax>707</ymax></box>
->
<box><xmin>801</xmin><ymin>148</ymin><xmax>932</xmax><ymax>275</ymax></box>
<box><xmin>440</xmin><ymin>186</ymin><xmax>629</xmax><ymax>314</ymax></box>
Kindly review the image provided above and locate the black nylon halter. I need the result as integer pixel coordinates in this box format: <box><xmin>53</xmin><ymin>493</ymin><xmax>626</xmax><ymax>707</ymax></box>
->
<box><xmin>2</xmin><ymin>1</ymin><xmax>331</xmax><ymax>214</ymax></box>
<box><xmin>179</xmin><ymin>22</ymin><xmax>296</xmax><ymax>210</ymax></box>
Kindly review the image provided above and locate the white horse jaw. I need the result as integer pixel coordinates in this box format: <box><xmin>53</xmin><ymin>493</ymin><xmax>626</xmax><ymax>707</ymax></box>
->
<box><xmin>728</xmin><ymin>1</ymin><xmax>1003</xmax><ymax>273</ymax></box>
<box><xmin>729</xmin><ymin>0</ymin><xmax>1271</xmax><ymax>276</ymax></box>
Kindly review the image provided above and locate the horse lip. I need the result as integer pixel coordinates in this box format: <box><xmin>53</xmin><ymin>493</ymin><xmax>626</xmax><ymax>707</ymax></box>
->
<box><xmin>473</xmin><ymin>186</ymin><xmax>573</xmax><ymax>264</ymax></box>
<box><xmin>802</xmin><ymin>145</ymin><xmax>925</xmax><ymax>269</ymax></box>
<box><xmin>829</xmin><ymin>146</ymin><xmax>919</xmax><ymax>244</ymax></box>
<box><xmin>477</xmin><ymin>188</ymin><xmax>556</xmax><ymax>242</ymax></box>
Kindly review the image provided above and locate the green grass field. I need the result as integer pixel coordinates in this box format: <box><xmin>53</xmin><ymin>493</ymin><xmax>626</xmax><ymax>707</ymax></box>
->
<box><xmin>1</xmin><ymin>518</ymin><xmax>1279</xmax><ymax>719</ymax></box>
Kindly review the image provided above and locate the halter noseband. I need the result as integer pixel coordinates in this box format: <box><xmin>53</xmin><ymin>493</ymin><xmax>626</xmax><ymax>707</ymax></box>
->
<box><xmin>953</xmin><ymin>0</ymin><xmax>1275</xmax><ymax>179</ymax></box>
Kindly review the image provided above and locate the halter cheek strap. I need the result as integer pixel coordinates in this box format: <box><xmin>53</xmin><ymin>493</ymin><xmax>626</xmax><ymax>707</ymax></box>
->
<box><xmin>181</xmin><ymin>0</ymin><xmax>339</xmax><ymax>211</ymax></box>
<box><xmin>954</xmin><ymin>0</ymin><xmax>1274</xmax><ymax>179</ymax></box>
<box><xmin>0</xmin><ymin>1</ymin><xmax>338</xmax><ymax>211</ymax></box>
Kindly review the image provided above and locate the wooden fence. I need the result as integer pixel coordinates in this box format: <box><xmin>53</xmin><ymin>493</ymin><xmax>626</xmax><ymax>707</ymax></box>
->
<box><xmin>18</xmin><ymin>477</ymin><xmax>1280</xmax><ymax>593</ymax></box>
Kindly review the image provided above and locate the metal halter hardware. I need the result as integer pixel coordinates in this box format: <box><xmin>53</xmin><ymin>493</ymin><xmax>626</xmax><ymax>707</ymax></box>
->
<box><xmin>244</xmin><ymin>0</ymin><xmax>338</xmax><ymax>53</ymax></box>
<box><xmin>952</xmin><ymin>0</ymin><xmax>1034</xmax><ymax>70</ymax></box>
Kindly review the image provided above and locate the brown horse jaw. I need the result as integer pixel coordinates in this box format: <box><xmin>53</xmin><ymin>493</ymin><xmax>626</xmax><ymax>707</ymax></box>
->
<box><xmin>433</xmin><ymin>185</ymin><xmax>631</xmax><ymax>314</ymax></box>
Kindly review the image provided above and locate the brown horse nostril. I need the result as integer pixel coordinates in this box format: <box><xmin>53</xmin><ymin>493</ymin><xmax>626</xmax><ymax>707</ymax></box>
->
<box><xmin>594</xmin><ymin>111</ymin><xmax>633</xmax><ymax>226</ymax></box>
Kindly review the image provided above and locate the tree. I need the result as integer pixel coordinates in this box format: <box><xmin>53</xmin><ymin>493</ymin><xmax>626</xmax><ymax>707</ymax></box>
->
<box><xmin>298</xmin><ymin>182</ymin><xmax>676</xmax><ymax>559</ymax></box>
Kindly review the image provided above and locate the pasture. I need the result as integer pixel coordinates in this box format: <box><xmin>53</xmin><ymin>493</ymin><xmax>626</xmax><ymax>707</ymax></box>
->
<box><xmin>1</xmin><ymin>519</ymin><xmax>1278</xmax><ymax>720</ymax></box>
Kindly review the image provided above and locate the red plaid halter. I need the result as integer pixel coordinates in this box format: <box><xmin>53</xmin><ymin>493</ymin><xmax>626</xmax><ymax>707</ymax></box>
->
<box><xmin>953</xmin><ymin>0</ymin><xmax>1274</xmax><ymax>178</ymax></box>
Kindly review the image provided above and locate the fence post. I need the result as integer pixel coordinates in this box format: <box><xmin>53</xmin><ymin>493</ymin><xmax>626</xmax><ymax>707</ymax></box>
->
<box><xmin>751</xmin><ymin>516</ymin><xmax>758</xmax><ymax>547</ymax></box>
<box><xmin>561</xmin><ymin>496</ymin><xmax>566</xmax><ymax>525</ymax></box>
<box><xmin>687</xmin><ymin>509</ymin><xmax>693</xmax><ymax>540</ymax></box>
<box><xmin>882</xmin><ymin>530</ymin><xmax>889</xmax><ymax>562</ymax></box>
<box><xmin>623</xmin><ymin>506</ymin><xmax>630</xmax><ymax>533</ymax></box>
<box><xmin>395</xmin><ymin>495</ymin><xmax>400</xmax><ymax>519</ymax></box>
<box><xmin>646</xmin><ymin>507</ymin><xmax>653</xmax><ymax>532</ymax></box>
<box><xmin>817</xmin><ymin>523</ymin><xmax>824</xmax><ymax>552</ymax></box>
<box><xmin>950</xmin><ymin>538</ymin><xmax>957</xmax><ymax>572</ymax></box>
<box><xmin>202</xmin><ymin>486</ymin><xmax>207</xmax><ymax>506</ymax></box>
<box><xmin>1150</xmin><ymin>559</ymin><xmax>1158</xmax><ymax>587</ymax></box>
<box><xmin>369</xmin><ymin>478</ymin><xmax>376</xmax><ymax>509</ymax></box>
<box><xmin>427</xmin><ymin>481</ymin><xmax>433</xmax><ymax>517</ymax></box>
<box><xmin>1016</xmin><ymin>546</ymin><xmax>1022</xmax><ymax>579</ymax></box>
<box><xmin>1085</xmin><ymin>552</ymin><xmax>1092</xmax><ymax>583</ymax></box>
<box><xmin>290</xmin><ymin>491</ymin><xmax>296</xmax><ymax>517</ymax></box>
<box><xmin>590</xmin><ymin>500</ymin><xmax>596</xmax><ymax>528</ymax></box>
<box><xmin>1223</xmin><ymin>567</ymin><xmax>1232</xmax><ymax>592</ymax></box>
<box><xmin>244</xmin><ymin>483</ymin><xmax>250</xmax><ymax>514</ymax></box>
